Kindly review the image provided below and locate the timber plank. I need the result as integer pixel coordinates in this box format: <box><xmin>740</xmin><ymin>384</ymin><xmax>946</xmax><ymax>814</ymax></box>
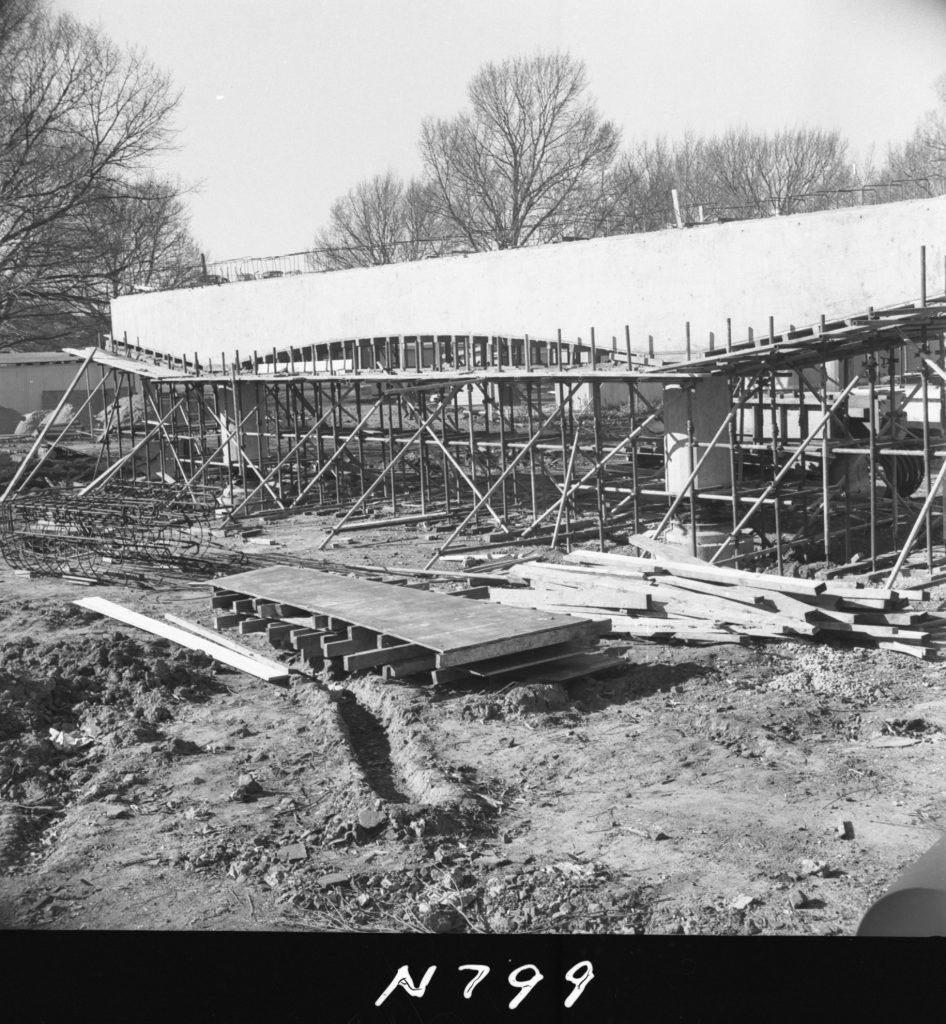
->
<box><xmin>266</xmin><ymin>622</ymin><xmax>294</xmax><ymax>646</ymax></box>
<box><xmin>449</xmin><ymin>587</ymin><xmax>490</xmax><ymax>599</ymax></box>
<box><xmin>564</xmin><ymin>550</ymin><xmax>826</xmax><ymax>597</ymax></box>
<box><xmin>511</xmin><ymin>563</ymin><xmax>649</xmax><ymax>583</ymax></box>
<box><xmin>238</xmin><ymin>618</ymin><xmax>270</xmax><ymax>634</ymax></box>
<box><xmin>75</xmin><ymin>596</ymin><xmax>290</xmax><ymax>683</ymax></box>
<box><xmin>876</xmin><ymin>641</ymin><xmax>935</xmax><ymax>660</ymax></box>
<box><xmin>166</xmin><ymin>613</ymin><xmax>285</xmax><ymax>660</ymax></box>
<box><xmin>382</xmin><ymin>654</ymin><xmax>438</xmax><ymax>678</ymax></box>
<box><xmin>344</xmin><ymin>643</ymin><xmax>428</xmax><ymax>672</ymax></box>
<box><xmin>213</xmin><ymin>613</ymin><xmax>244</xmax><ymax>629</ymax></box>
<box><xmin>464</xmin><ymin>640</ymin><xmax>590</xmax><ymax>678</ymax></box>
<box><xmin>530</xmin><ymin>652</ymin><xmax>625</xmax><ymax>682</ymax></box>
<box><xmin>525</xmin><ymin>583</ymin><xmax>652</xmax><ymax>612</ymax></box>
<box><xmin>811</xmin><ymin>621</ymin><xmax>930</xmax><ymax>642</ymax></box>
<box><xmin>323</xmin><ymin>628</ymin><xmax>378</xmax><ymax>658</ymax></box>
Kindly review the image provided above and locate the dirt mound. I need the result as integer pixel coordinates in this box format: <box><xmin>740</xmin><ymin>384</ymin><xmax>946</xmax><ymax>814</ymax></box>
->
<box><xmin>0</xmin><ymin>632</ymin><xmax>220</xmax><ymax>868</ymax></box>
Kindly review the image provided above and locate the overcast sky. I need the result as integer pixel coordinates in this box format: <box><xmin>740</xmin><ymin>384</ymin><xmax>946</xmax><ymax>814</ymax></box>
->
<box><xmin>56</xmin><ymin>0</ymin><xmax>946</xmax><ymax>261</ymax></box>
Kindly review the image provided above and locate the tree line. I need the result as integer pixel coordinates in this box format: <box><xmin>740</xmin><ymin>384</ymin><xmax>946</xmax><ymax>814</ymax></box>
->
<box><xmin>311</xmin><ymin>52</ymin><xmax>946</xmax><ymax>270</ymax></box>
<box><xmin>4</xmin><ymin>9</ymin><xmax>946</xmax><ymax>350</ymax></box>
<box><xmin>0</xmin><ymin>0</ymin><xmax>200</xmax><ymax>351</ymax></box>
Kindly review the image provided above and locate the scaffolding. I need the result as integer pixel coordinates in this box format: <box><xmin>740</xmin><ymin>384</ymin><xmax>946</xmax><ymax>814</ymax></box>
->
<box><xmin>5</xmin><ymin>250</ymin><xmax>946</xmax><ymax>590</ymax></box>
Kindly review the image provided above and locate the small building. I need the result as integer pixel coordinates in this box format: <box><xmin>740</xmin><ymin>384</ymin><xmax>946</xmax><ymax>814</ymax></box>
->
<box><xmin>0</xmin><ymin>351</ymin><xmax>85</xmax><ymax>430</ymax></box>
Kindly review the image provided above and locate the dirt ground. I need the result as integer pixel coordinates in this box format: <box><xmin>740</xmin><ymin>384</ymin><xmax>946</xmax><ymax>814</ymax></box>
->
<box><xmin>2</xmin><ymin>511</ymin><xmax>946</xmax><ymax>939</ymax></box>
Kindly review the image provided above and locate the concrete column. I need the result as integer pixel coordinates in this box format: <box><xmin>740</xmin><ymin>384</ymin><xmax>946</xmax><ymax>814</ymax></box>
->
<box><xmin>663</xmin><ymin>378</ymin><xmax>732</xmax><ymax>494</ymax></box>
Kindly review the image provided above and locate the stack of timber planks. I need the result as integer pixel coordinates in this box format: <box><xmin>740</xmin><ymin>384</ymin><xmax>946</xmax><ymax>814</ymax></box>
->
<box><xmin>206</xmin><ymin>565</ymin><xmax>621</xmax><ymax>685</ymax></box>
<box><xmin>487</xmin><ymin>550</ymin><xmax>940</xmax><ymax>659</ymax></box>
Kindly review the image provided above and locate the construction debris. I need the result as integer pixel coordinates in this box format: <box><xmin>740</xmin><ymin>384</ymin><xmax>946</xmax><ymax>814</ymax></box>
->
<box><xmin>0</xmin><ymin>483</ymin><xmax>217</xmax><ymax>585</ymax></box>
<box><xmin>488</xmin><ymin>549</ymin><xmax>940</xmax><ymax>658</ymax></box>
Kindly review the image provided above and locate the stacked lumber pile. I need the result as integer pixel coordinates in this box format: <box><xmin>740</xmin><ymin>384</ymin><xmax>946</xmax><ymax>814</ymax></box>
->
<box><xmin>206</xmin><ymin>565</ymin><xmax>621</xmax><ymax>685</ymax></box>
<box><xmin>488</xmin><ymin>550</ymin><xmax>941</xmax><ymax>659</ymax></box>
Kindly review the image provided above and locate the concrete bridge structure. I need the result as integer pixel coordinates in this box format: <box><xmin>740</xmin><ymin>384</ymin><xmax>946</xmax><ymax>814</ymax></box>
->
<box><xmin>110</xmin><ymin>195</ymin><xmax>946</xmax><ymax>365</ymax></box>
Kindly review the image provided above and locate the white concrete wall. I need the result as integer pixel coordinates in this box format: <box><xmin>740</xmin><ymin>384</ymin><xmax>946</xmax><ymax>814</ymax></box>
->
<box><xmin>111</xmin><ymin>196</ymin><xmax>946</xmax><ymax>364</ymax></box>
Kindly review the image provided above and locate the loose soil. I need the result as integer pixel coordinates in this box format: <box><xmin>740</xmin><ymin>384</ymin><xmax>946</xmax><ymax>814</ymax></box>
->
<box><xmin>2</xmin><ymin>514</ymin><xmax>946</xmax><ymax>936</ymax></box>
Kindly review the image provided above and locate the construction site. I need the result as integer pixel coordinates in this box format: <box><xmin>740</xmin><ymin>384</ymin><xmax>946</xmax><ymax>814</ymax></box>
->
<box><xmin>4</xmin><ymin>195</ymin><xmax>946</xmax><ymax>938</ymax></box>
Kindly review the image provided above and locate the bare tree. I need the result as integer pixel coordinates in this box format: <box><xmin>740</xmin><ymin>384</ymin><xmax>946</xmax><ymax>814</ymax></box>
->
<box><xmin>419</xmin><ymin>53</ymin><xmax>619</xmax><ymax>250</ymax></box>
<box><xmin>701</xmin><ymin>128</ymin><xmax>854</xmax><ymax>218</ymax></box>
<box><xmin>606</xmin><ymin>134</ymin><xmax>713</xmax><ymax>233</ymax></box>
<box><xmin>876</xmin><ymin>73</ymin><xmax>946</xmax><ymax>198</ymax></box>
<box><xmin>0</xmin><ymin>1</ymin><xmax>184</xmax><ymax>348</ymax></box>
<box><xmin>310</xmin><ymin>172</ymin><xmax>446</xmax><ymax>270</ymax></box>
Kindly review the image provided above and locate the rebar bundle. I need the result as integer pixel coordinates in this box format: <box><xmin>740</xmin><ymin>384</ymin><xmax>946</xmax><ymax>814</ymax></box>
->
<box><xmin>0</xmin><ymin>483</ymin><xmax>217</xmax><ymax>584</ymax></box>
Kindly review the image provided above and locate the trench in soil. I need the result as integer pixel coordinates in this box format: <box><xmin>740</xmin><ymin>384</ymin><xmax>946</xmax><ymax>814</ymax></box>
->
<box><xmin>333</xmin><ymin>689</ymin><xmax>410</xmax><ymax>803</ymax></box>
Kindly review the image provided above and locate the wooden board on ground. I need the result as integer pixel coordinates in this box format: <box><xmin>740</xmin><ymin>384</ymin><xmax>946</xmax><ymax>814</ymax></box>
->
<box><xmin>75</xmin><ymin>597</ymin><xmax>290</xmax><ymax>683</ymax></box>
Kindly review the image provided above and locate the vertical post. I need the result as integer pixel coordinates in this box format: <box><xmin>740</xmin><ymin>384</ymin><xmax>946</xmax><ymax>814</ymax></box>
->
<box><xmin>466</xmin><ymin>383</ymin><xmax>477</xmax><ymax>491</ymax></box>
<box><xmin>820</xmin><ymin>316</ymin><xmax>831</xmax><ymax>564</ymax></box>
<box><xmin>769</xmin><ymin>371</ymin><xmax>784</xmax><ymax>574</ymax></box>
<box><xmin>497</xmin><ymin>380</ymin><xmax>508</xmax><ymax>519</ymax></box>
<box><xmin>418</xmin><ymin>390</ymin><xmax>429</xmax><ymax>514</ymax></box>
<box><xmin>526</xmin><ymin>380</ymin><xmax>537</xmax><ymax>521</ymax></box>
<box><xmin>591</xmin><ymin>382</ymin><xmax>606</xmax><ymax>550</ymax></box>
<box><xmin>440</xmin><ymin>387</ymin><xmax>451</xmax><ymax>513</ymax></box>
<box><xmin>685</xmin><ymin>385</ymin><xmax>698</xmax><ymax>557</ymax></box>
<box><xmin>354</xmin><ymin>381</ymin><xmax>366</xmax><ymax>500</ymax></box>
<box><xmin>671</xmin><ymin>188</ymin><xmax>683</xmax><ymax>229</ymax></box>
<box><xmin>921</xmin><ymin>344</ymin><xmax>933</xmax><ymax>572</ymax></box>
<box><xmin>889</xmin><ymin>345</ymin><xmax>899</xmax><ymax>552</ymax></box>
<box><xmin>868</xmin><ymin>356</ymin><xmax>878</xmax><ymax>571</ymax></box>
<box><xmin>728</xmin><ymin>378</ymin><xmax>741</xmax><ymax>568</ymax></box>
<box><xmin>629</xmin><ymin>380</ymin><xmax>640</xmax><ymax>535</ymax></box>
